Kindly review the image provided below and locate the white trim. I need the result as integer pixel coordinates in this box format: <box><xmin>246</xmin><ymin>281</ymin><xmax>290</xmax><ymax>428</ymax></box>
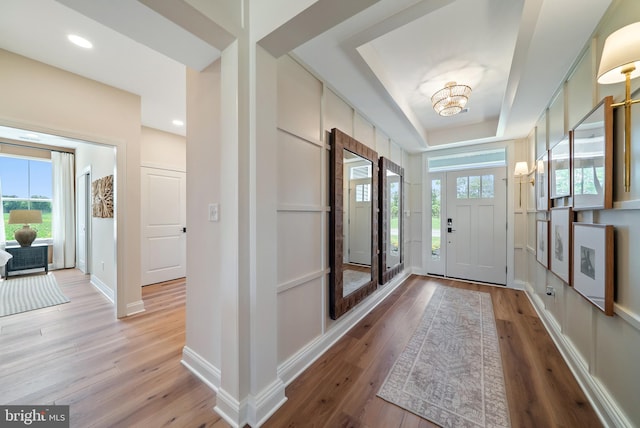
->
<box><xmin>247</xmin><ymin>379</ymin><xmax>287</xmax><ymax>427</ymax></box>
<box><xmin>524</xmin><ymin>283</ymin><xmax>634</xmax><ymax>428</ymax></box>
<box><xmin>612</xmin><ymin>199</ymin><xmax>640</xmax><ymax>210</ymax></box>
<box><xmin>126</xmin><ymin>300</ymin><xmax>145</xmax><ymax>316</ymax></box>
<box><xmin>90</xmin><ymin>274</ymin><xmax>114</xmax><ymax>302</ymax></box>
<box><xmin>277</xmin><ymin>204</ymin><xmax>328</xmax><ymax>212</ymax></box>
<box><xmin>278</xmin><ymin>270</ymin><xmax>410</xmax><ymax>385</ymax></box>
<box><xmin>613</xmin><ymin>303</ymin><xmax>640</xmax><ymax>332</ymax></box>
<box><xmin>180</xmin><ymin>346</ymin><xmax>221</xmax><ymax>392</ymax></box>
<box><xmin>277</xmin><ymin>126</ymin><xmax>323</xmax><ymax>148</ymax></box>
<box><xmin>140</xmin><ymin>161</ymin><xmax>186</xmax><ymax>173</ymax></box>
<box><xmin>277</xmin><ymin>268</ymin><xmax>329</xmax><ymax>294</ymax></box>
<box><xmin>214</xmin><ymin>388</ymin><xmax>247</xmax><ymax>428</ymax></box>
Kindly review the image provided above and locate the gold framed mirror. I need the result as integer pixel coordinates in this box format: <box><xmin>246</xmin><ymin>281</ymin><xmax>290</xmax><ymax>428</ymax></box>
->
<box><xmin>379</xmin><ymin>157</ymin><xmax>404</xmax><ymax>284</ymax></box>
<box><xmin>329</xmin><ymin>128</ymin><xmax>378</xmax><ymax>320</ymax></box>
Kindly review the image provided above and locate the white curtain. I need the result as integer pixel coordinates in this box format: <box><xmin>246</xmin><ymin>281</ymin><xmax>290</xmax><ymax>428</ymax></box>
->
<box><xmin>52</xmin><ymin>152</ymin><xmax>76</xmax><ymax>269</ymax></box>
<box><xmin>0</xmin><ymin>178</ymin><xmax>5</xmax><ymax>250</ymax></box>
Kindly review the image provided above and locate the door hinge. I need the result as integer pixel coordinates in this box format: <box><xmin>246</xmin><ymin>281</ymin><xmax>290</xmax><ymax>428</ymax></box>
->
<box><xmin>506</xmin><ymin>266</ymin><xmax>508</xmax><ymax>274</ymax></box>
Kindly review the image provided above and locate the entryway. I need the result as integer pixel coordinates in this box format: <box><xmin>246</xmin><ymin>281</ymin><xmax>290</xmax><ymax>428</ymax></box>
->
<box><xmin>427</xmin><ymin>150</ymin><xmax>507</xmax><ymax>285</ymax></box>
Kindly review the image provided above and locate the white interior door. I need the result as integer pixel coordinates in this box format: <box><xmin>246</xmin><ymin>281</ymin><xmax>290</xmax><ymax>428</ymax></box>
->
<box><xmin>348</xmin><ymin>178</ymin><xmax>371</xmax><ymax>265</ymax></box>
<box><xmin>76</xmin><ymin>171</ymin><xmax>90</xmax><ymax>274</ymax></box>
<box><xmin>445</xmin><ymin>167</ymin><xmax>507</xmax><ymax>285</ymax></box>
<box><xmin>141</xmin><ymin>167</ymin><xmax>186</xmax><ymax>285</ymax></box>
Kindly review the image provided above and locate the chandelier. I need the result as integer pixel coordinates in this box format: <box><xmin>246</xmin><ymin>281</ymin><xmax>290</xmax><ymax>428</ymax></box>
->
<box><xmin>431</xmin><ymin>81</ymin><xmax>472</xmax><ymax>116</ymax></box>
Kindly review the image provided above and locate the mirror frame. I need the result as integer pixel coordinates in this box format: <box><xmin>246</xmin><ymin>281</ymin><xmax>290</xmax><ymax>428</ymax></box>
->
<box><xmin>379</xmin><ymin>157</ymin><xmax>404</xmax><ymax>284</ymax></box>
<box><xmin>329</xmin><ymin>128</ymin><xmax>378</xmax><ymax>320</ymax></box>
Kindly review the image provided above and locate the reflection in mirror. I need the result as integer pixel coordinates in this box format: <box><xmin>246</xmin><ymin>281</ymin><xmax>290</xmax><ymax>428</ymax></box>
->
<box><xmin>572</xmin><ymin>96</ymin><xmax>613</xmax><ymax>210</ymax></box>
<box><xmin>550</xmin><ymin>136</ymin><xmax>571</xmax><ymax>199</ymax></box>
<box><xmin>329</xmin><ymin>128</ymin><xmax>378</xmax><ymax>320</ymax></box>
<box><xmin>379</xmin><ymin>157</ymin><xmax>404</xmax><ymax>284</ymax></box>
<box><xmin>342</xmin><ymin>149</ymin><xmax>373</xmax><ymax>296</ymax></box>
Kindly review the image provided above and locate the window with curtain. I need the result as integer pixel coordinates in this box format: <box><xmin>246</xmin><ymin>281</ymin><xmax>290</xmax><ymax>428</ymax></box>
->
<box><xmin>0</xmin><ymin>155</ymin><xmax>53</xmax><ymax>243</ymax></box>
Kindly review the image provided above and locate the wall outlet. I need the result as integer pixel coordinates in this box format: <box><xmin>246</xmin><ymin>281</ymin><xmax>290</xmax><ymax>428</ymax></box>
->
<box><xmin>546</xmin><ymin>285</ymin><xmax>555</xmax><ymax>297</ymax></box>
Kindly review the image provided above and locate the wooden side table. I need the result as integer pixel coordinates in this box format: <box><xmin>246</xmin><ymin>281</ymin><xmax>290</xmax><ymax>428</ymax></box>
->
<box><xmin>4</xmin><ymin>245</ymin><xmax>49</xmax><ymax>279</ymax></box>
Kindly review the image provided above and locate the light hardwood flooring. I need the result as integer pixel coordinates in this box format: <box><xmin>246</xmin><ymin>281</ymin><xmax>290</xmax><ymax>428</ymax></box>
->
<box><xmin>0</xmin><ymin>269</ymin><xmax>226</xmax><ymax>428</ymax></box>
<box><xmin>0</xmin><ymin>271</ymin><xmax>601</xmax><ymax>427</ymax></box>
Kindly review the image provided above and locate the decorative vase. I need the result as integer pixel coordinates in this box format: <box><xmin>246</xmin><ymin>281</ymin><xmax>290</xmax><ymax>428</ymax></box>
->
<box><xmin>14</xmin><ymin>225</ymin><xmax>37</xmax><ymax>247</ymax></box>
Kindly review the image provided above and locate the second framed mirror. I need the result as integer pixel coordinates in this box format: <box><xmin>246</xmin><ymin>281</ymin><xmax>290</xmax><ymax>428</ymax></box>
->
<box><xmin>379</xmin><ymin>157</ymin><xmax>404</xmax><ymax>284</ymax></box>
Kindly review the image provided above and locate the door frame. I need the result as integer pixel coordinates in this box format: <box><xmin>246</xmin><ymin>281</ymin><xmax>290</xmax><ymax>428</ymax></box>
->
<box><xmin>76</xmin><ymin>166</ymin><xmax>92</xmax><ymax>274</ymax></box>
<box><xmin>422</xmin><ymin>144</ymin><xmax>517</xmax><ymax>288</ymax></box>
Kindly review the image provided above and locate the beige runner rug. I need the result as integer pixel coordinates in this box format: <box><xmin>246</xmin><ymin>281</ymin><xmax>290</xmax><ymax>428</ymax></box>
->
<box><xmin>378</xmin><ymin>286</ymin><xmax>511</xmax><ymax>427</ymax></box>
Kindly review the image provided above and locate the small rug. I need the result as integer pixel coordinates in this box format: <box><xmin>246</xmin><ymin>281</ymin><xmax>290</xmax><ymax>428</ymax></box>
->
<box><xmin>343</xmin><ymin>269</ymin><xmax>370</xmax><ymax>296</ymax></box>
<box><xmin>377</xmin><ymin>287</ymin><xmax>511</xmax><ymax>428</ymax></box>
<box><xmin>0</xmin><ymin>274</ymin><xmax>70</xmax><ymax>317</ymax></box>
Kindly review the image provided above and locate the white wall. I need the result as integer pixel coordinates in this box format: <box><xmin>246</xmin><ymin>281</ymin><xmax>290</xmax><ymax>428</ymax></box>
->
<box><xmin>140</xmin><ymin>126</ymin><xmax>186</xmax><ymax>171</ymax></box>
<box><xmin>75</xmin><ymin>143</ymin><xmax>117</xmax><ymax>293</ymax></box>
<box><xmin>275</xmin><ymin>55</ymin><xmax>410</xmax><ymax>374</ymax></box>
<box><xmin>183</xmin><ymin>60</ymin><xmax>223</xmax><ymax>381</ymax></box>
<box><xmin>522</xmin><ymin>1</ymin><xmax>640</xmax><ymax>426</ymax></box>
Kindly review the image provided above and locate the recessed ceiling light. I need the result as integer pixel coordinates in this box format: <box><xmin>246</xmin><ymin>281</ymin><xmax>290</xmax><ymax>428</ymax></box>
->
<box><xmin>172</xmin><ymin>119</ymin><xmax>184</xmax><ymax>127</ymax></box>
<box><xmin>67</xmin><ymin>34</ymin><xmax>93</xmax><ymax>49</ymax></box>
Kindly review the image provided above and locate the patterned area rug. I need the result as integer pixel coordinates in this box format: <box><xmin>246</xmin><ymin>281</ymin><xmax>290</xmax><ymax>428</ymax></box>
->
<box><xmin>0</xmin><ymin>274</ymin><xmax>69</xmax><ymax>317</ymax></box>
<box><xmin>378</xmin><ymin>287</ymin><xmax>511</xmax><ymax>428</ymax></box>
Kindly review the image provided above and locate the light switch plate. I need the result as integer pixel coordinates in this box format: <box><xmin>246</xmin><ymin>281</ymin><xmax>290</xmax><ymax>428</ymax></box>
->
<box><xmin>209</xmin><ymin>203</ymin><xmax>219</xmax><ymax>222</ymax></box>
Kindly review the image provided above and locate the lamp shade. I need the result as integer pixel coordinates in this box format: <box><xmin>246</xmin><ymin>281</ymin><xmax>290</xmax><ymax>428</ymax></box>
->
<box><xmin>514</xmin><ymin>162</ymin><xmax>529</xmax><ymax>176</ymax></box>
<box><xmin>8</xmin><ymin>209</ymin><xmax>43</xmax><ymax>225</ymax></box>
<box><xmin>597</xmin><ymin>22</ymin><xmax>640</xmax><ymax>84</ymax></box>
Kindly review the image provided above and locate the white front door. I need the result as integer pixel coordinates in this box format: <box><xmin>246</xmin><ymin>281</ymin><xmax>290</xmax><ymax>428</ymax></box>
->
<box><xmin>445</xmin><ymin>167</ymin><xmax>507</xmax><ymax>285</ymax></box>
<box><xmin>141</xmin><ymin>167</ymin><xmax>186</xmax><ymax>285</ymax></box>
<box><xmin>348</xmin><ymin>178</ymin><xmax>372</xmax><ymax>265</ymax></box>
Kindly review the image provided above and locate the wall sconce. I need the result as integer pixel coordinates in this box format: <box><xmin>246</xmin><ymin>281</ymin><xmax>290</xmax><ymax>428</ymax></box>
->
<box><xmin>597</xmin><ymin>21</ymin><xmax>640</xmax><ymax>192</ymax></box>
<box><xmin>514</xmin><ymin>161</ymin><xmax>532</xmax><ymax>208</ymax></box>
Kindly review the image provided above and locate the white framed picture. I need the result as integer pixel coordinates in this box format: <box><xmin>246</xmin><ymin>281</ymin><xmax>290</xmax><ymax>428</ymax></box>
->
<box><xmin>550</xmin><ymin>207</ymin><xmax>572</xmax><ymax>283</ymax></box>
<box><xmin>536</xmin><ymin>220</ymin><xmax>549</xmax><ymax>268</ymax></box>
<box><xmin>572</xmin><ymin>223</ymin><xmax>614</xmax><ymax>315</ymax></box>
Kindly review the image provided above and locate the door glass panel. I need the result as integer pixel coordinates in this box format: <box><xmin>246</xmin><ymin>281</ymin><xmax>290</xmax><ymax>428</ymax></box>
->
<box><xmin>456</xmin><ymin>177</ymin><xmax>468</xmax><ymax>199</ymax></box>
<box><xmin>469</xmin><ymin>176</ymin><xmax>481</xmax><ymax>198</ymax></box>
<box><xmin>431</xmin><ymin>178</ymin><xmax>441</xmax><ymax>260</ymax></box>
<box><xmin>481</xmin><ymin>175</ymin><xmax>495</xmax><ymax>198</ymax></box>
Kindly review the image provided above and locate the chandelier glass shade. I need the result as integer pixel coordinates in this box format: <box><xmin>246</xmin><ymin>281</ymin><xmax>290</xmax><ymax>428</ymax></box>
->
<box><xmin>431</xmin><ymin>81</ymin><xmax>472</xmax><ymax>116</ymax></box>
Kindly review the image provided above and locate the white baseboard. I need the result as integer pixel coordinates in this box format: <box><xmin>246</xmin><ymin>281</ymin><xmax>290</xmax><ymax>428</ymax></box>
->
<box><xmin>524</xmin><ymin>283</ymin><xmax>633</xmax><ymax>428</ymax></box>
<box><xmin>278</xmin><ymin>270</ymin><xmax>411</xmax><ymax>386</ymax></box>
<box><xmin>248</xmin><ymin>379</ymin><xmax>287</xmax><ymax>427</ymax></box>
<box><xmin>181</xmin><ymin>346</ymin><xmax>221</xmax><ymax>393</ymax></box>
<box><xmin>214</xmin><ymin>388</ymin><xmax>246</xmax><ymax>428</ymax></box>
<box><xmin>126</xmin><ymin>300</ymin><xmax>145</xmax><ymax>316</ymax></box>
<box><xmin>90</xmin><ymin>274</ymin><xmax>114</xmax><ymax>302</ymax></box>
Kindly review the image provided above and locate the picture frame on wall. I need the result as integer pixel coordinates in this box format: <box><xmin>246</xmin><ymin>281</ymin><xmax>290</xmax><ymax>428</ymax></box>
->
<box><xmin>536</xmin><ymin>219</ymin><xmax>549</xmax><ymax>268</ymax></box>
<box><xmin>535</xmin><ymin>151</ymin><xmax>549</xmax><ymax>211</ymax></box>
<box><xmin>550</xmin><ymin>135</ymin><xmax>571</xmax><ymax>199</ymax></box>
<box><xmin>571</xmin><ymin>96</ymin><xmax>613</xmax><ymax>210</ymax></box>
<box><xmin>572</xmin><ymin>223</ymin><xmax>614</xmax><ymax>316</ymax></box>
<box><xmin>550</xmin><ymin>207</ymin><xmax>573</xmax><ymax>283</ymax></box>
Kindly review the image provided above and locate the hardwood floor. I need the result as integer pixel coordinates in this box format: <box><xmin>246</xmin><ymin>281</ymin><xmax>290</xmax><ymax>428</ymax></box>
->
<box><xmin>264</xmin><ymin>275</ymin><xmax>602</xmax><ymax>428</ymax></box>
<box><xmin>0</xmin><ymin>269</ymin><xmax>227</xmax><ymax>428</ymax></box>
<box><xmin>0</xmin><ymin>271</ymin><xmax>601</xmax><ymax>427</ymax></box>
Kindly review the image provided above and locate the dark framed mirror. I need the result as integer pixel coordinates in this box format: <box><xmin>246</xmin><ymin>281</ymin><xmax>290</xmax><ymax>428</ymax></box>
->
<box><xmin>379</xmin><ymin>157</ymin><xmax>404</xmax><ymax>284</ymax></box>
<box><xmin>329</xmin><ymin>128</ymin><xmax>378</xmax><ymax>320</ymax></box>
